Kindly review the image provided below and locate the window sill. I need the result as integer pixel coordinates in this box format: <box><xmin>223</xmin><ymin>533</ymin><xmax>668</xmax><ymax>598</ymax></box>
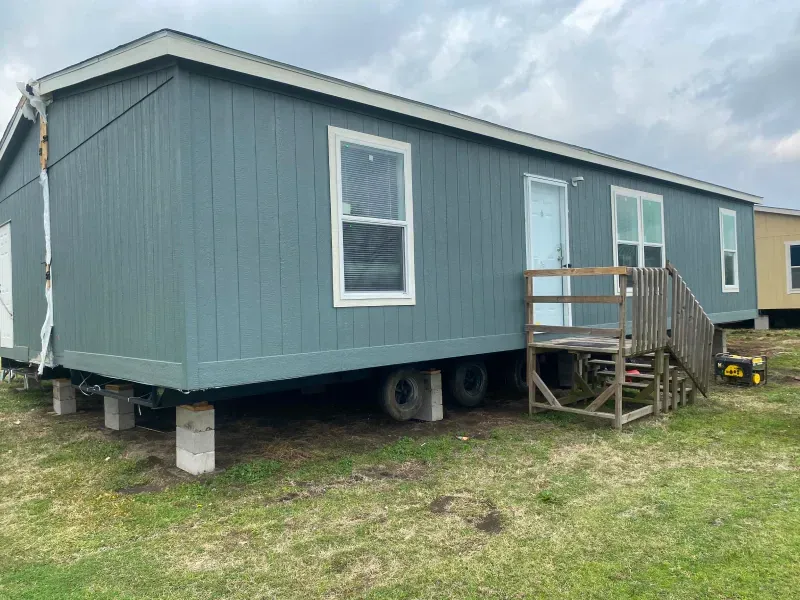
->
<box><xmin>722</xmin><ymin>286</ymin><xmax>739</xmax><ymax>294</ymax></box>
<box><xmin>334</xmin><ymin>296</ymin><xmax>416</xmax><ymax>308</ymax></box>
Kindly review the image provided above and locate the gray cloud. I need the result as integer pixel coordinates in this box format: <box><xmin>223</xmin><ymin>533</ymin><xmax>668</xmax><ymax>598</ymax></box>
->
<box><xmin>1</xmin><ymin>0</ymin><xmax>799</xmax><ymax>206</ymax></box>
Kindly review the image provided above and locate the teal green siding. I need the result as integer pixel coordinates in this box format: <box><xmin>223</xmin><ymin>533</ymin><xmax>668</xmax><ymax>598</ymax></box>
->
<box><xmin>0</xmin><ymin>119</ymin><xmax>47</xmax><ymax>362</ymax></box>
<box><xmin>0</xmin><ymin>65</ymin><xmax>185</xmax><ymax>387</ymax></box>
<box><xmin>181</xmin><ymin>68</ymin><xmax>756</xmax><ymax>388</ymax></box>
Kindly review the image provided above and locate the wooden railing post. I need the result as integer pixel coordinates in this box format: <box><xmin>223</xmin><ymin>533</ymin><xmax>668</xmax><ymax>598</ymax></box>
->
<box><xmin>614</xmin><ymin>273</ymin><xmax>627</xmax><ymax>430</ymax></box>
<box><xmin>526</xmin><ymin>274</ymin><xmax>535</xmax><ymax>415</ymax></box>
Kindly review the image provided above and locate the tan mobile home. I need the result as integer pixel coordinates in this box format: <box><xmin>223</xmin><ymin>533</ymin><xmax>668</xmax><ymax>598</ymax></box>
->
<box><xmin>755</xmin><ymin>205</ymin><xmax>800</xmax><ymax>326</ymax></box>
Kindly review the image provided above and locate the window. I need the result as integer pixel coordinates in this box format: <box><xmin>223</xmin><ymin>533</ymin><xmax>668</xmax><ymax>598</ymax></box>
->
<box><xmin>328</xmin><ymin>126</ymin><xmax>415</xmax><ymax>307</ymax></box>
<box><xmin>719</xmin><ymin>208</ymin><xmax>739</xmax><ymax>292</ymax></box>
<box><xmin>611</xmin><ymin>186</ymin><xmax>665</xmax><ymax>291</ymax></box>
<box><xmin>786</xmin><ymin>242</ymin><xmax>800</xmax><ymax>293</ymax></box>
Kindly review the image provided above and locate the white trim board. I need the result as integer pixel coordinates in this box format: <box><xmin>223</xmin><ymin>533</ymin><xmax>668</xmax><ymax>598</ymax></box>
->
<box><xmin>0</xmin><ymin>104</ymin><xmax>24</xmax><ymax>170</ymax></box>
<box><xmin>0</xmin><ymin>29</ymin><xmax>762</xmax><ymax>204</ymax></box>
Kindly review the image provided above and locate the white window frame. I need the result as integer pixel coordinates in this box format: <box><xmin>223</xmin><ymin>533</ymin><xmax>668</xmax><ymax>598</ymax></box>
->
<box><xmin>719</xmin><ymin>208</ymin><xmax>739</xmax><ymax>293</ymax></box>
<box><xmin>328</xmin><ymin>126</ymin><xmax>416</xmax><ymax>307</ymax></box>
<box><xmin>610</xmin><ymin>186</ymin><xmax>666</xmax><ymax>294</ymax></box>
<box><xmin>785</xmin><ymin>241</ymin><xmax>800</xmax><ymax>294</ymax></box>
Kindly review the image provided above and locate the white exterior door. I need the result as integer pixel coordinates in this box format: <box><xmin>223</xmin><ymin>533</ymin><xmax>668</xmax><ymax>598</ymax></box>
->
<box><xmin>526</xmin><ymin>176</ymin><xmax>570</xmax><ymax>327</ymax></box>
<box><xmin>0</xmin><ymin>222</ymin><xmax>12</xmax><ymax>348</ymax></box>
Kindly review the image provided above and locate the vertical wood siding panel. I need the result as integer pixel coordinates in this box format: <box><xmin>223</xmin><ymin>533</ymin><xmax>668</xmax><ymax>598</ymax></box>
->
<box><xmin>105</xmin><ymin>86</ymin><xmax>120</xmax><ymax>355</ymax></box>
<box><xmin>312</xmin><ymin>104</ymin><xmax>338</xmax><ymax>352</ymax></box>
<box><xmin>129</xmin><ymin>82</ymin><xmax>143</xmax><ymax>356</ymax></box>
<box><xmin>457</xmin><ymin>139</ymin><xmax>473</xmax><ymax>338</ymax></box>
<box><xmin>432</xmin><ymin>134</ymin><xmax>450</xmax><ymax>340</ymax></box>
<box><xmin>445</xmin><ymin>137</ymin><xmax>462</xmax><ymax>339</ymax></box>
<box><xmin>419</xmin><ymin>131</ymin><xmax>438</xmax><ymax>341</ymax></box>
<box><xmin>509</xmin><ymin>152</ymin><xmax>524</xmax><ymax>335</ymax></box>
<box><xmin>345</xmin><ymin>112</ymin><xmax>371</xmax><ymax>349</ymax></box>
<box><xmin>113</xmin><ymin>87</ymin><xmax>129</xmax><ymax>355</ymax></box>
<box><xmin>329</xmin><ymin>108</ymin><xmax>354</xmax><ymax>349</ymax></box>
<box><xmin>381</xmin><ymin>120</ymin><xmax>400</xmax><ymax>347</ymax></box>
<box><xmin>403</xmin><ymin>124</ymin><xmax>423</xmax><ymax>344</ymax></box>
<box><xmin>479</xmin><ymin>146</ymin><xmax>495</xmax><ymax>335</ymax></box>
<box><xmin>468</xmin><ymin>142</ymin><xmax>484</xmax><ymax>337</ymax></box>
<box><xmin>499</xmin><ymin>151</ymin><xmax>513</xmax><ymax>334</ymax></box>
<box><xmin>275</xmin><ymin>95</ymin><xmax>302</xmax><ymax>355</ymax></box>
<box><xmin>142</xmin><ymin>80</ymin><xmax>157</xmax><ymax>359</ymax></box>
<box><xmin>232</xmin><ymin>85</ymin><xmax>262</xmax><ymax>359</ymax></box>
<box><xmin>295</xmin><ymin>100</ymin><xmax>321</xmax><ymax>353</ymax></box>
<box><xmin>191</xmin><ymin>76</ymin><xmax>218</xmax><ymax>362</ymax></box>
<box><xmin>97</xmin><ymin>86</ymin><xmax>112</xmax><ymax>355</ymax></box>
<box><xmin>254</xmin><ymin>90</ymin><xmax>283</xmax><ymax>356</ymax></box>
<box><xmin>362</xmin><ymin>116</ymin><xmax>386</xmax><ymax>348</ymax></box>
<box><xmin>490</xmin><ymin>148</ymin><xmax>504</xmax><ymax>331</ymax></box>
<box><xmin>209</xmin><ymin>80</ymin><xmax>240</xmax><ymax>361</ymax></box>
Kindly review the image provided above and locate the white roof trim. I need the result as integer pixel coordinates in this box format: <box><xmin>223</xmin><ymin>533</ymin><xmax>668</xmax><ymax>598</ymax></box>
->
<box><xmin>0</xmin><ymin>103</ymin><xmax>24</xmax><ymax>169</ymax></box>
<box><xmin>755</xmin><ymin>205</ymin><xmax>800</xmax><ymax>217</ymax></box>
<box><xmin>9</xmin><ymin>30</ymin><xmax>763</xmax><ymax>203</ymax></box>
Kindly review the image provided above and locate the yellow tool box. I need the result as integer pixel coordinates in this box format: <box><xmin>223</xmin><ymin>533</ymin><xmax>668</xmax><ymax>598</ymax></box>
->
<box><xmin>714</xmin><ymin>353</ymin><xmax>767</xmax><ymax>386</ymax></box>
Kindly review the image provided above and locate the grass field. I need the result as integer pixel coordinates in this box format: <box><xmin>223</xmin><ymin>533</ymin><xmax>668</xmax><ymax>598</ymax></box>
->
<box><xmin>1</xmin><ymin>329</ymin><xmax>799</xmax><ymax>599</ymax></box>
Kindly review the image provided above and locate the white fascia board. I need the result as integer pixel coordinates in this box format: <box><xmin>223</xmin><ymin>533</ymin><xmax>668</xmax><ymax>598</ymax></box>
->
<box><xmin>32</xmin><ymin>30</ymin><xmax>762</xmax><ymax>204</ymax></box>
<box><xmin>0</xmin><ymin>103</ymin><xmax>24</xmax><ymax>169</ymax></box>
<box><xmin>755</xmin><ymin>205</ymin><xmax>800</xmax><ymax>217</ymax></box>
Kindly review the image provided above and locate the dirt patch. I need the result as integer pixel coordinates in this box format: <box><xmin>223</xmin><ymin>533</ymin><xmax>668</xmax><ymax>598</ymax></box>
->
<box><xmin>429</xmin><ymin>494</ymin><xmax>504</xmax><ymax>533</ymax></box>
<box><xmin>269</xmin><ymin>463</ymin><xmax>426</xmax><ymax>505</ymax></box>
<box><xmin>429</xmin><ymin>495</ymin><xmax>455</xmax><ymax>514</ymax></box>
<box><xmin>475</xmin><ymin>510</ymin><xmax>504</xmax><ymax>534</ymax></box>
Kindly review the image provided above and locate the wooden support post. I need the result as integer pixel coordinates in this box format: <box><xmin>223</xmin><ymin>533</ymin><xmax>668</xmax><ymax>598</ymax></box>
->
<box><xmin>662</xmin><ymin>353</ymin><xmax>670</xmax><ymax>413</ymax></box>
<box><xmin>526</xmin><ymin>275</ymin><xmax>535</xmax><ymax>416</ymax></box>
<box><xmin>528</xmin><ymin>346</ymin><xmax>536</xmax><ymax>416</ymax></box>
<box><xmin>614</xmin><ymin>273</ymin><xmax>627</xmax><ymax>430</ymax></box>
<box><xmin>680</xmin><ymin>378</ymin><xmax>687</xmax><ymax>407</ymax></box>
<box><xmin>653</xmin><ymin>349</ymin><xmax>662</xmax><ymax>416</ymax></box>
<box><xmin>688</xmin><ymin>385</ymin><xmax>697</xmax><ymax>404</ymax></box>
<box><xmin>671</xmin><ymin>368</ymin><xmax>679</xmax><ymax>411</ymax></box>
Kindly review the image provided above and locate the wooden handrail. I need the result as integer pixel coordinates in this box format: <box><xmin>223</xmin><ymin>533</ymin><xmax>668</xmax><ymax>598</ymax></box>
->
<box><xmin>525</xmin><ymin>295</ymin><xmax>622</xmax><ymax>304</ymax></box>
<box><xmin>524</xmin><ymin>267</ymin><xmax>629</xmax><ymax>277</ymax></box>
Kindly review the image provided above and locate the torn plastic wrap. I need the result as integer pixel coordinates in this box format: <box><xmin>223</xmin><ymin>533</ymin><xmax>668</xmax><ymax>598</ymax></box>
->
<box><xmin>16</xmin><ymin>81</ymin><xmax>47</xmax><ymax>123</ymax></box>
<box><xmin>38</xmin><ymin>170</ymin><xmax>54</xmax><ymax>372</ymax></box>
<box><xmin>17</xmin><ymin>80</ymin><xmax>53</xmax><ymax>373</ymax></box>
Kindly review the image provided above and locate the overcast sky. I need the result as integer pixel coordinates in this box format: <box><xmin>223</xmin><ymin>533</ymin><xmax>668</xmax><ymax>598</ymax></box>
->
<box><xmin>2</xmin><ymin>0</ymin><xmax>799</xmax><ymax>207</ymax></box>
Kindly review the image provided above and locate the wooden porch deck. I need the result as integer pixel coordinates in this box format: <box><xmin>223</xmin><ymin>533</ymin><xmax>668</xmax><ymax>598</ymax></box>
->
<box><xmin>530</xmin><ymin>336</ymin><xmax>632</xmax><ymax>355</ymax></box>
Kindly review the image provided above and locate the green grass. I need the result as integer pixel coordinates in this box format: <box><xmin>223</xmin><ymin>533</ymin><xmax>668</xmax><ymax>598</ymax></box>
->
<box><xmin>1</xmin><ymin>331</ymin><xmax>799</xmax><ymax>598</ymax></box>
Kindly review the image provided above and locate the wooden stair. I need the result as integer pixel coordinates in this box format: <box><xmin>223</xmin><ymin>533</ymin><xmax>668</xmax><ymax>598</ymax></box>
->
<box><xmin>524</xmin><ymin>264</ymin><xmax>711</xmax><ymax>428</ymax></box>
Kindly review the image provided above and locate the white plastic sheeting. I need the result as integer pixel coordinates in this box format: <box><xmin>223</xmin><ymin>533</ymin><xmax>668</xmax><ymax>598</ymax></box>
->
<box><xmin>16</xmin><ymin>81</ymin><xmax>47</xmax><ymax>123</ymax></box>
<box><xmin>17</xmin><ymin>81</ymin><xmax>53</xmax><ymax>373</ymax></box>
<box><xmin>38</xmin><ymin>171</ymin><xmax>54</xmax><ymax>371</ymax></box>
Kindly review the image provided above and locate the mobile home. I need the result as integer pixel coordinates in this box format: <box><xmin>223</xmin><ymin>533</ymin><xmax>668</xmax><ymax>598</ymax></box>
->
<box><xmin>754</xmin><ymin>205</ymin><xmax>800</xmax><ymax>328</ymax></box>
<box><xmin>0</xmin><ymin>31</ymin><xmax>761</xmax><ymax>472</ymax></box>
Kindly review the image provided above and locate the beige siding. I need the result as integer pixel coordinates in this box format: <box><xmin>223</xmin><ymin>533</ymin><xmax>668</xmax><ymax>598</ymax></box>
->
<box><xmin>755</xmin><ymin>211</ymin><xmax>800</xmax><ymax>309</ymax></box>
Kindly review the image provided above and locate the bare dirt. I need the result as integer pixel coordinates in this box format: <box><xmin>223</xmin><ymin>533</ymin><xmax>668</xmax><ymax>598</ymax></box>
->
<box><xmin>78</xmin><ymin>381</ymin><xmax>531</xmax><ymax>489</ymax></box>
